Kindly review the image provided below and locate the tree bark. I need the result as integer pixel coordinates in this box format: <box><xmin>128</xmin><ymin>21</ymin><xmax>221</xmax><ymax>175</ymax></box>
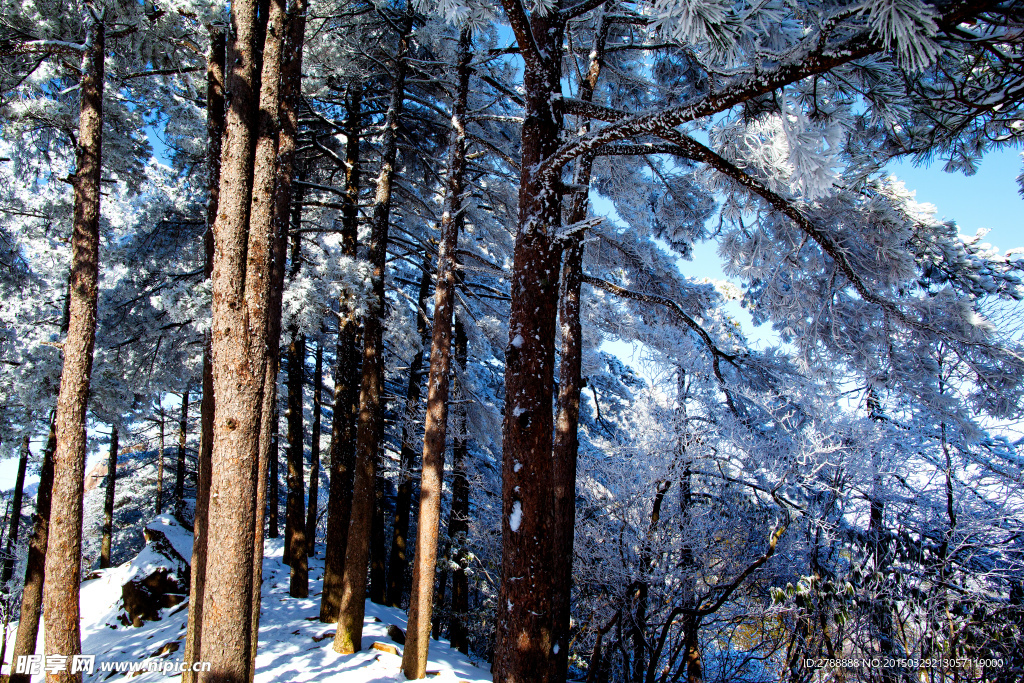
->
<box><xmin>551</xmin><ymin>14</ymin><xmax>609</xmax><ymax>677</ymax></box>
<box><xmin>306</xmin><ymin>338</ymin><xmax>322</xmax><ymax>555</ymax></box>
<box><xmin>175</xmin><ymin>390</ymin><xmax>189</xmax><ymax>522</ymax></box>
<box><xmin>401</xmin><ymin>26</ymin><xmax>471</xmax><ymax>679</ymax></box>
<box><xmin>319</xmin><ymin>82</ymin><xmax>362</xmax><ymax>623</ymax></box>
<box><xmin>9</xmin><ymin>418</ymin><xmax>55</xmax><ymax>683</ymax></box>
<box><xmin>99</xmin><ymin>425</ymin><xmax>118</xmax><ymax>569</ymax></box>
<box><xmin>279</xmin><ymin>0</ymin><xmax>309</xmax><ymax>589</ymax></box>
<box><xmin>385</xmin><ymin>261</ymin><xmax>433</xmax><ymax>609</ymax></box>
<box><xmin>268</xmin><ymin>406</ymin><xmax>280</xmax><ymax>539</ymax></box>
<box><xmin>333</xmin><ymin>7</ymin><xmax>413</xmax><ymax>654</ymax></box>
<box><xmin>284</xmin><ymin>333</ymin><xmax>307</xmax><ymax>593</ymax></box>
<box><xmin>43</xmin><ymin>18</ymin><xmax>104</xmax><ymax>682</ymax></box>
<box><xmin>1</xmin><ymin>435</ymin><xmax>29</xmax><ymax>582</ymax></box>
<box><xmin>447</xmin><ymin>317</ymin><xmax>470</xmax><ymax>654</ymax></box>
<box><xmin>493</xmin><ymin>3</ymin><xmax>567</xmax><ymax>682</ymax></box>
<box><xmin>183</xmin><ymin>27</ymin><xmax>224</xmax><ymax>683</ymax></box>
<box><xmin>197</xmin><ymin>0</ymin><xmax>287</xmax><ymax>669</ymax></box>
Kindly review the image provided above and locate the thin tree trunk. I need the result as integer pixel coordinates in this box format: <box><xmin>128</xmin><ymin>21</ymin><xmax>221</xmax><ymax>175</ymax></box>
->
<box><xmin>99</xmin><ymin>426</ymin><xmax>118</xmax><ymax>569</ymax></box>
<box><xmin>447</xmin><ymin>317</ymin><xmax>470</xmax><ymax>654</ymax></box>
<box><xmin>268</xmin><ymin>406</ymin><xmax>280</xmax><ymax>539</ymax></box>
<box><xmin>551</xmin><ymin>15</ymin><xmax>609</xmax><ymax>677</ymax></box>
<box><xmin>156</xmin><ymin>405</ymin><xmax>165</xmax><ymax>515</ymax></box>
<box><xmin>401</xmin><ymin>26</ymin><xmax>471</xmax><ymax>679</ymax></box>
<box><xmin>175</xmin><ymin>390</ymin><xmax>189</xmax><ymax>521</ymax></box>
<box><xmin>182</xmin><ymin>27</ymin><xmax>223</xmax><ymax>683</ymax></box>
<box><xmin>279</xmin><ymin>0</ymin><xmax>309</xmax><ymax>587</ymax></box>
<box><xmin>43</xmin><ymin>19</ymin><xmax>104</xmax><ymax>681</ymax></box>
<box><xmin>319</xmin><ymin>83</ymin><xmax>362</xmax><ymax>623</ymax></box>
<box><xmin>368</xmin><ymin>471</ymin><xmax>388</xmax><ymax>605</ymax></box>
<box><xmin>197</xmin><ymin>0</ymin><xmax>287</xmax><ymax>668</ymax></box>
<box><xmin>1</xmin><ymin>435</ymin><xmax>29</xmax><ymax>582</ymax></box>
<box><xmin>385</xmin><ymin>261</ymin><xmax>433</xmax><ymax>608</ymax></box>
<box><xmin>285</xmin><ymin>332</ymin><xmax>307</xmax><ymax>593</ymax></box>
<box><xmin>306</xmin><ymin>339</ymin><xmax>322</xmax><ymax>555</ymax></box>
<box><xmin>9</xmin><ymin>418</ymin><xmax>56</xmax><ymax>683</ymax></box>
<box><xmin>333</xmin><ymin>7</ymin><xmax>413</xmax><ymax>653</ymax></box>
<box><xmin>494</xmin><ymin>3</ymin><xmax>567</xmax><ymax>681</ymax></box>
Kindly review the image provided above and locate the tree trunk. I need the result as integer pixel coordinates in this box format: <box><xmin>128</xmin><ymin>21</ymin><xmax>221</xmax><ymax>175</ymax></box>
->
<box><xmin>447</xmin><ymin>317</ymin><xmax>470</xmax><ymax>655</ymax></box>
<box><xmin>368</xmin><ymin>472</ymin><xmax>388</xmax><ymax>605</ymax></box>
<box><xmin>401</xmin><ymin>26</ymin><xmax>471</xmax><ymax>679</ymax></box>
<box><xmin>9</xmin><ymin>418</ymin><xmax>55</xmax><ymax>683</ymax></box>
<box><xmin>279</xmin><ymin>0</ymin><xmax>309</xmax><ymax>587</ymax></box>
<box><xmin>197</xmin><ymin>0</ymin><xmax>287</xmax><ymax>668</ymax></box>
<box><xmin>385</xmin><ymin>261</ymin><xmax>433</xmax><ymax>608</ymax></box>
<box><xmin>43</xmin><ymin>19</ymin><xmax>104</xmax><ymax>681</ymax></box>
<box><xmin>1</xmin><ymin>435</ymin><xmax>29</xmax><ymax>582</ymax></box>
<box><xmin>319</xmin><ymin>82</ymin><xmax>362</xmax><ymax>623</ymax></box>
<box><xmin>175</xmin><ymin>390</ymin><xmax>189</xmax><ymax>522</ymax></box>
<box><xmin>156</xmin><ymin>406</ymin><xmax>165</xmax><ymax>515</ymax></box>
<box><xmin>285</xmin><ymin>333</ymin><xmax>307</xmax><ymax>594</ymax></box>
<box><xmin>493</xmin><ymin>3</ymin><xmax>567</xmax><ymax>681</ymax></box>
<box><xmin>333</xmin><ymin>8</ymin><xmax>413</xmax><ymax>654</ymax></box>
<box><xmin>268</xmin><ymin>406</ymin><xmax>280</xmax><ymax>539</ymax></box>
<box><xmin>99</xmin><ymin>425</ymin><xmax>118</xmax><ymax>569</ymax></box>
<box><xmin>551</xmin><ymin>15</ymin><xmax>609</xmax><ymax>677</ymax></box>
<box><xmin>182</xmin><ymin>27</ymin><xmax>224</xmax><ymax>683</ymax></box>
<box><xmin>306</xmin><ymin>339</ymin><xmax>322</xmax><ymax>555</ymax></box>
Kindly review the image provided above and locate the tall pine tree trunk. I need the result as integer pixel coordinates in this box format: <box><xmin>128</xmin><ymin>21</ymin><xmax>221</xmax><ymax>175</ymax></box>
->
<box><xmin>280</xmin><ymin>0</ymin><xmax>309</xmax><ymax>588</ymax></box>
<box><xmin>175</xmin><ymin>390</ymin><xmax>189</xmax><ymax>521</ymax></box>
<box><xmin>494</xmin><ymin>4</ymin><xmax>567</xmax><ymax>681</ymax></box>
<box><xmin>551</xmin><ymin>14</ymin><xmax>609</xmax><ymax>676</ymax></box>
<box><xmin>1</xmin><ymin>435</ymin><xmax>29</xmax><ymax>582</ymax></box>
<box><xmin>447</xmin><ymin>317</ymin><xmax>470</xmax><ymax>654</ymax></box>
<box><xmin>43</xmin><ymin>19</ymin><xmax>104</xmax><ymax>681</ymax></box>
<box><xmin>182</xmin><ymin>27</ymin><xmax>224</xmax><ymax>683</ymax></box>
<box><xmin>99</xmin><ymin>426</ymin><xmax>118</xmax><ymax>569</ymax></box>
<box><xmin>267</xmin><ymin>407</ymin><xmax>280</xmax><ymax>539</ymax></box>
<box><xmin>386</xmin><ymin>261</ymin><xmax>433</xmax><ymax>608</ymax></box>
<box><xmin>197</xmin><ymin>0</ymin><xmax>287</xmax><ymax>667</ymax></box>
<box><xmin>333</xmin><ymin>8</ymin><xmax>413</xmax><ymax>653</ymax></box>
<box><xmin>319</xmin><ymin>83</ymin><xmax>362</xmax><ymax>623</ymax></box>
<box><xmin>401</xmin><ymin>26</ymin><xmax>471</xmax><ymax>679</ymax></box>
<box><xmin>306</xmin><ymin>338</ymin><xmax>322</xmax><ymax>555</ymax></box>
<box><xmin>9</xmin><ymin>419</ymin><xmax>55</xmax><ymax>683</ymax></box>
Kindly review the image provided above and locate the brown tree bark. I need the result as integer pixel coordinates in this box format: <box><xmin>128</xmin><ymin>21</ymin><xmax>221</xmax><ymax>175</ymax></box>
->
<box><xmin>385</xmin><ymin>261</ymin><xmax>433</xmax><ymax>609</ymax></box>
<box><xmin>183</xmin><ymin>27</ymin><xmax>224</xmax><ymax>683</ymax></box>
<box><xmin>1</xmin><ymin>435</ymin><xmax>29</xmax><ymax>582</ymax></box>
<box><xmin>43</xmin><ymin>18</ymin><xmax>104</xmax><ymax>682</ymax></box>
<box><xmin>175</xmin><ymin>390</ymin><xmax>189</xmax><ymax>521</ymax></box>
<box><xmin>319</xmin><ymin>82</ymin><xmax>362</xmax><ymax>623</ymax></box>
<box><xmin>401</xmin><ymin>26</ymin><xmax>471</xmax><ymax>679</ymax></box>
<box><xmin>551</xmin><ymin>14</ymin><xmax>609</xmax><ymax>677</ymax></box>
<box><xmin>306</xmin><ymin>338</ymin><xmax>322</xmax><ymax>555</ymax></box>
<box><xmin>493</xmin><ymin>3</ymin><xmax>568</xmax><ymax>681</ymax></box>
<box><xmin>333</xmin><ymin>7</ymin><xmax>413</xmax><ymax>653</ymax></box>
<box><xmin>99</xmin><ymin>425</ymin><xmax>118</xmax><ymax>569</ymax></box>
<box><xmin>284</xmin><ymin>332</ymin><xmax>307</xmax><ymax>592</ymax></box>
<box><xmin>9</xmin><ymin>419</ymin><xmax>55</xmax><ymax>683</ymax></box>
<box><xmin>280</xmin><ymin>0</ymin><xmax>309</xmax><ymax>586</ymax></box>
<box><xmin>197</xmin><ymin>0</ymin><xmax>287</xmax><ymax>669</ymax></box>
<box><xmin>447</xmin><ymin>317</ymin><xmax>470</xmax><ymax>654</ymax></box>
<box><xmin>267</xmin><ymin>407</ymin><xmax>280</xmax><ymax>539</ymax></box>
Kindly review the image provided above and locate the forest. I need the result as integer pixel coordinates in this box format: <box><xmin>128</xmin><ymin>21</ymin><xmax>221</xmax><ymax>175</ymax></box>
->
<box><xmin>0</xmin><ymin>0</ymin><xmax>1023</xmax><ymax>681</ymax></box>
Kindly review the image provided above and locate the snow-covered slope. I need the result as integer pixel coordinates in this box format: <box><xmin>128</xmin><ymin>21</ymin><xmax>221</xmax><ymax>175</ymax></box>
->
<box><xmin>4</xmin><ymin>518</ymin><xmax>491</xmax><ymax>683</ymax></box>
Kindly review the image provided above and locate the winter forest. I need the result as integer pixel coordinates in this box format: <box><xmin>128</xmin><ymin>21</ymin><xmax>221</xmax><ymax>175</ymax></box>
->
<box><xmin>1</xmin><ymin>0</ymin><xmax>1023</xmax><ymax>681</ymax></box>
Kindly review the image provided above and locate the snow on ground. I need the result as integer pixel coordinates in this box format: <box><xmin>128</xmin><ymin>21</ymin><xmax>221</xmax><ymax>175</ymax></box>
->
<box><xmin>3</xmin><ymin>520</ymin><xmax>491</xmax><ymax>683</ymax></box>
